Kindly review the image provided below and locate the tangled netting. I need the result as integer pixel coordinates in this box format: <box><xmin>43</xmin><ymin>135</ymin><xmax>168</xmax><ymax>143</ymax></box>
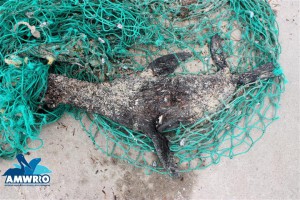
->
<box><xmin>0</xmin><ymin>0</ymin><xmax>285</xmax><ymax>175</ymax></box>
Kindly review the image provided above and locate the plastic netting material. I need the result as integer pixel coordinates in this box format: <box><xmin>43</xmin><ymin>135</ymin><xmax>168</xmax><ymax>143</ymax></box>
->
<box><xmin>0</xmin><ymin>0</ymin><xmax>285</xmax><ymax>175</ymax></box>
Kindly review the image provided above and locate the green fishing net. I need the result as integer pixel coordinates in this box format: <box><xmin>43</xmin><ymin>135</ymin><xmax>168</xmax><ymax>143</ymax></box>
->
<box><xmin>0</xmin><ymin>0</ymin><xmax>285</xmax><ymax>175</ymax></box>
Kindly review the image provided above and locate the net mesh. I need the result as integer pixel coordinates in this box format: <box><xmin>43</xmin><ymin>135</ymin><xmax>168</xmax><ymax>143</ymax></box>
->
<box><xmin>0</xmin><ymin>0</ymin><xmax>285</xmax><ymax>175</ymax></box>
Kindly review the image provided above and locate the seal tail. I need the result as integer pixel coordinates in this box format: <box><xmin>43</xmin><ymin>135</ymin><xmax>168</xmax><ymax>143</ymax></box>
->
<box><xmin>234</xmin><ymin>62</ymin><xmax>275</xmax><ymax>85</ymax></box>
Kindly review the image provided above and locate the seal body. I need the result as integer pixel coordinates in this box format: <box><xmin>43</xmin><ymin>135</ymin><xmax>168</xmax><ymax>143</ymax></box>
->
<box><xmin>47</xmin><ymin>68</ymin><xmax>236</xmax><ymax>132</ymax></box>
<box><xmin>45</xmin><ymin>35</ymin><xmax>275</xmax><ymax>176</ymax></box>
<box><xmin>46</xmin><ymin>66</ymin><xmax>237</xmax><ymax>176</ymax></box>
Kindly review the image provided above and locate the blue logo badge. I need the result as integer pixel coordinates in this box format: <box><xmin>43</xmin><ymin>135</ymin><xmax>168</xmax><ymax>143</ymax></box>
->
<box><xmin>2</xmin><ymin>154</ymin><xmax>51</xmax><ymax>186</ymax></box>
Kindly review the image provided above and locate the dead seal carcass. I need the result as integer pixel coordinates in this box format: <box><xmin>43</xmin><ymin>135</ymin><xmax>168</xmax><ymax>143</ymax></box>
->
<box><xmin>44</xmin><ymin>34</ymin><xmax>276</xmax><ymax>176</ymax></box>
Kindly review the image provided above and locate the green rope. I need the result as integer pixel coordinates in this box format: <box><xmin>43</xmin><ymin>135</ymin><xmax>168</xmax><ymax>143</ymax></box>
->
<box><xmin>0</xmin><ymin>0</ymin><xmax>285</xmax><ymax>175</ymax></box>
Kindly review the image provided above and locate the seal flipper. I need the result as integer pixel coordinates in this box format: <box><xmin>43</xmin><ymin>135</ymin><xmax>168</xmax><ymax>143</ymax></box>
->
<box><xmin>140</xmin><ymin>121</ymin><xmax>178</xmax><ymax>177</ymax></box>
<box><xmin>210</xmin><ymin>34</ymin><xmax>229</xmax><ymax>70</ymax></box>
<box><xmin>148</xmin><ymin>52</ymin><xmax>192</xmax><ymax>76</ymax></box>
